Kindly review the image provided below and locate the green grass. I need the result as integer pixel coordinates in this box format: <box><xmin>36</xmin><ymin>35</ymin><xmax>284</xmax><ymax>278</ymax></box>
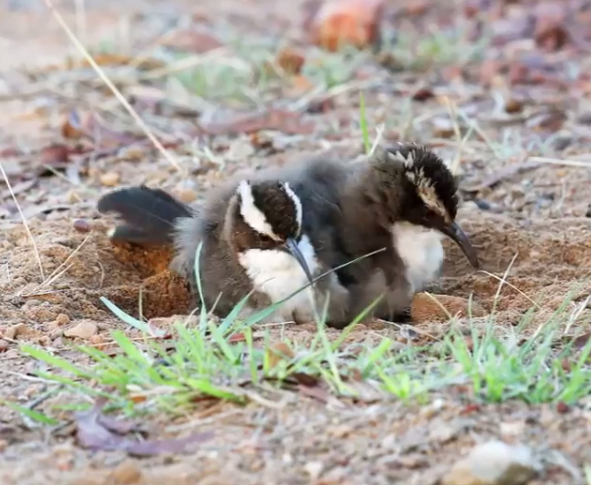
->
<box><xmin>16</xmin><ymin>287</ymin><xmax>591</xmax><ymax>424</ymax></box>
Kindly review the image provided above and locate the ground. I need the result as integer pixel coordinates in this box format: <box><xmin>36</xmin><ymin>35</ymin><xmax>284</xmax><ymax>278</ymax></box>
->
<box><xmin>1</xmin><ymin>0</ymin><xmax>591</xmax><ymax>483</ymax></box>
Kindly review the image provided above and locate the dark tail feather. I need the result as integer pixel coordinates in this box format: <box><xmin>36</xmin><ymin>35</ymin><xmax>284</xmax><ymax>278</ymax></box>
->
<box><xmin>97</xmin><ymin>185</ymin><xmax>192</xmax><ymax>245</ymax></box>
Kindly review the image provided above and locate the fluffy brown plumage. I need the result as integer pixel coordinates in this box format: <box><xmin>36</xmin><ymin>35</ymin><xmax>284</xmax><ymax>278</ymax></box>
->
<box><xmin>97</xmin><ymin>159</ymin><xmax>352</xmax><ymax>327</ymax></box>
<box><xmin>334</xmin><ymin>142</ymin><xmax>479</xmax><ymax>323</ymax></box>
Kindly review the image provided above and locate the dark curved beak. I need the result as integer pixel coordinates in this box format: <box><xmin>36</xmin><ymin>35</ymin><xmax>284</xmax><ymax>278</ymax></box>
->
<box><xmin>440</xmin><ymin>221</ymin><xmax>480</xmax><ymax>269</ymax></box>
<box><xmin>283</xmin><ymin>238</ymin><xmax>315</xmax><ymax>286</ymax></box>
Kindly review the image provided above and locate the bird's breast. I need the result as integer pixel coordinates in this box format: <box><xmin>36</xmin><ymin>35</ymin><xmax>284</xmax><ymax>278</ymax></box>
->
<box><xmin>237</xmin><ymin>235</ymin><xmax>319</xmax><ymax>312</ymax></box>
<box><xmin>391</xmin><ymin>222</ymin><xmax>444</xmax><ymax>293</ymax></box>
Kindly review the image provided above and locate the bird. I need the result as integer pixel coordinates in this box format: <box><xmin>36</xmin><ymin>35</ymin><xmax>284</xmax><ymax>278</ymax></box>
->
<box><xmin>334</xmin><ymin>142</ymin><xmax>480</xmax><ymax>324</ymax></box>
<box><xmin>96</xmin><ymin>160</ymin><xmax>352</xmax><ymax>327</ymax></box>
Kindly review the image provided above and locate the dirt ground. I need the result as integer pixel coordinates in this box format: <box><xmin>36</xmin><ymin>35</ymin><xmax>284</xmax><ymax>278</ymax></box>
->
<box><xmin>2</xmin><ymin>0</ymin><xmax>591</xmax><ymax>483</ymax></box>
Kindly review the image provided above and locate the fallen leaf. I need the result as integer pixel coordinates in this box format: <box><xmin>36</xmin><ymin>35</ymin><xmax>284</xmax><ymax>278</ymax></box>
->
<box><xmin>573</xmin><ymin>331</ymin><xmax>591</xmax><ymax>350</ymax></box>
<box><xmin>276</xmin><ymin>47</ymin><xmax>306</xmax><ymax>75</ymax></box>
<box><xmin>40</xmin><ymin>144</ymin><xmax>71</xmax><ymax>167</ymax></box>
<box><xmin>61</xmin><ymin>110</ymin><xmax>87</xmax><ymax>140</ymax></box>
<box><xmin>308</xmin><ymin>0</ymin><xmax>385</xmax><ymax>52</ymax></box>
<box><xmin>162</xmin><ymin>29</ymin><xmax>224</xmax><ymax>54</ymax></box>
<box><xmin>199</xmin><ymin>108</ymin><xmax>315</xmax><ymax>136</ymax></box>
<box><xmin>526</xmin><ymin>110</ymin><xmax>567</xmax><ymax>132</ymax></box>
<box><xmin>534</xmin><ymin>2</ymin><xmax>570</xmax><ymax>51</ymax></box>
<box><xmin>298</xmin><ymin>383</ymin><xmax>331</xmax><ymax>403</ymax></box>
<box><xmin>411</xmin><ymin>87</ymin><xmax>434</xmax><ymax>102</ymax></box>
<box><xmin>556</xmin><ymin>401</ymin><xmax>570</xmax><ymax>414</ymax></box>
<box><xmin>266</xmin><ymin>342</ymin><xmax>295</xmax><ymax>369</ymax></box>
<box><xmin>75</xmin><ymin>399</ymin><xmax>214</xmax><ymax>455</ymax></box>
<box><xmin>64</xmin><ymin>321</ymin><xmax>98</xmax><ymax>339</ymax></box>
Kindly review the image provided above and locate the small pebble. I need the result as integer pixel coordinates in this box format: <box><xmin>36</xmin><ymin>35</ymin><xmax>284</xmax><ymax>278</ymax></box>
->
<box><xmin>64</xmin><ymin>321</ymin><xmax>98</xmax><ymax>339</ymax></box>
<box><xmin>108</xmin><ymin>459</ymin><xmax>143</xmax><ymax>484</ymax></box>
<box><xmin>441</xmin><ymin>440</ymin><xmax>539</xmax><ymax>485</ymax></box>
<box><xmin>0</xmin><ymin>339</ymin><xmax>9</xmax><ymax>352</ymax></box>
<box><xmin>100</xmin><ymin>171</ymin><xmax>120</xmax><ymax>187</ymax></box>
<box><xmin>73</xmin><ymin>218</ymin><xmax>91</xmax><ymax>233</ymax></box>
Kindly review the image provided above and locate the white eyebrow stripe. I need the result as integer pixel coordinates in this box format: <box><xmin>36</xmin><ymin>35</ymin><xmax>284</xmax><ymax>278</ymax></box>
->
<box><xmin>282</xmin><ymin>182</ymin><xmax>302</xmax><ymax>234</ymax></box>
<box><xmin>237</xmin><ymin>180</ymin><xmax>280</xmax><ymax>240</ymax></box>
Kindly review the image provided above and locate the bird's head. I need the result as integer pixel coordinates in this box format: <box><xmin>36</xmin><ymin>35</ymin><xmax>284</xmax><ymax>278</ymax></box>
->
<box><xmin>229</xmin><ymin>179</ymin><xmax>315</xmax><ymax>284</ymax></box>
<box><xmin>368</xmin><ymin>143</ymin><xmax>479</xmax><ymax>269</ymax></box>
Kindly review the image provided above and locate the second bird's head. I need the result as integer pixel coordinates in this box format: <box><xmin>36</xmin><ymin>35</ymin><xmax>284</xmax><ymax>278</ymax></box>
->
<box><xmin>366</xmin><ymin>143</ymin><xmax>480</xmax><ymax>269</ymax></box>
<box><xmin>228</xmin><ymin>179</ymin><xmax>315</xmax><ymax>285</ymax></box>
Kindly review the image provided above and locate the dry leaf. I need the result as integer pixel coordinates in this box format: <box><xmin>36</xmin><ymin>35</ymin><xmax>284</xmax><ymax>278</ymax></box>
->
<box><xmin>309</xmin><ymin>0</ymin><xmax>384</xmax><ymax>52</ymax></box>
<box><xmin>411</xmin><ymin>87</ymin><xmax>434</xmax><ymax>102</ymax></box>
<box><xmin>199</xmin><ymin>108</ymin><xmax>314</xmax><ymax>136</ymax></box>
<box><xmin>534</xmin><ymin>2</ymin><xmax>570</xmax><ymax>51</ymax></box>
<box><xmin>75</xmin><ymin>398</ymin><xmax>213</xmax><ymax>455</ymax></box>
<box><xmin>276</xmin><ymin>47</ymin><xmax>306</xmax><ymax>75</ymax></box>
<box><xmin>162</xmin><ymin>30</ymin><xmax>224</xmax><ymax>54</ymax></box>
<box><xmin>266</xmin><ymin>342</ymin><xmax>295</xmax><ymax>369</ymax></box>
<box><xmin>40</xmin><ymin>144</ymin><xmax>71</xmax><ymax>167</ymax></box>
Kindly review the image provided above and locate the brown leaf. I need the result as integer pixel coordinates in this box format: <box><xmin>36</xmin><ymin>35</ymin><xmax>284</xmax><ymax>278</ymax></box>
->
<box><xmin>266</xmin><ymin>342</ymin><xmax>295</xmax><ymax>369</ymax></box>
<box><xmin>526</xmin><ymin>110</ymin><xmax>567</xmax><ymax>132</ymax></box>
<box><xmin>199</xmin><ymin>108</ymin><xmax>315</xmax><ymax>136</ymax></box>
<box><xmin>534</xmin><ymin>2</ymin><xmax>570</xmax><ymax>51</ymax></box>
<box><xmin>298</xmin><ymin>383</ymin><xmax>331</xmax><ymax>403</ymax></box>
<box><xmin>162</xmin><ymin>30</ymin><xmax>224</xmax><ymax>54</ymax></box>
<box><xmin>276</xmin><ymin>47</ymin><xmax>306</xmax><ymax>75</ymax></box>
<box><xmin>75</xmin><ymin>399</ymin><xmax>213</xmax><ymax>456</ymax></box>
<box><xmin>573</xmin><ymin>331</ymin><xmax>591</xmax><ymax>350</ymax></box>
<box><xmin>61</xmin><ymin>111</ymin><xmax>87</xmax><ymax>140</ymax></box>
<box><xmin>40</xmin><ymin>144</ymin><xmax>71</xmax><ymax>167</ymax></box>
<box><xmin>556</xmin><ymin>401</ymin><xmax>570</xmax><ymax>414</ymax></box>
<box><xmin>308</xmin><ymin>0</ymin><xmax>385</xmax><ymax>52</ymax></box>
<box><xmin>411</xmin><ymin>87</ymin><xmax>434</xmax><ymax>102</ymax></box>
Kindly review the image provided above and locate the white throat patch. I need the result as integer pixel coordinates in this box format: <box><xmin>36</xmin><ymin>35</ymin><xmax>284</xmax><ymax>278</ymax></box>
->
<box><xmin>237</xmin><ymin>180</ymin><xmax>280</xmax><ymax>241</ymax></box>
<box><xmin>238</xmin><ymin>235</ymin><xmax>319</xmax><ymax>322</ymax></box>
<box><xmin>391</xmin><ymin>221</ymin><xmax>444</xmax><ymax>293</ymax></box>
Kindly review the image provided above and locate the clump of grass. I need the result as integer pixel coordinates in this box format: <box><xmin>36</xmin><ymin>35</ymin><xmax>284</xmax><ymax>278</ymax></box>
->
<box><xmin>17</xmin><ymin>287</ymin><xmax>591</xmax><ymax>425</ymax></box>
<box><xmin>378</xmin><ymin>23</ymin><xmax>490</xmax><ymax>72</ymax></box>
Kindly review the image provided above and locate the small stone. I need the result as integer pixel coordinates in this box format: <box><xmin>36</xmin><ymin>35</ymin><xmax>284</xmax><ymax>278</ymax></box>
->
<box><xmin>49</xmin><ymin>328</ymin><xmax>64</xmax><ymax>340</ymax></box>
<box><xmin>305</xmin><ymin>461</ymin><xmax>323</xmax><ymax>480</ymax></box>
<box><xmin>3</xmin><ymin>326</ymin><xmax>16</xmax><ymax>340</ymax></box>
<box><xmin>108</xmin><ymin>459</ymin><xmax>143</xmax><ymax>484</ymax></box>
<box><xmin>0</xmin><ymin>339</ymin><xmax>9</xmax><ymax>352</ymax></box>
<box><xmin>55</xmin><ymin>313</ymin><xmax>70</xmax><ymax>326</ymax></box>
<box><xmin>64</xmin><ymin>321</ymin><xmax>98</xmax><ymax>339</ymax></box>
<box><xmin>12</xmin><ymin>323</ymin><xmax>29</xmax><ymax>338</ymax></box>
<box><xmin>441</xmin><ymin>440</ymin><xmax>539</xmax><ymax>485</ymax></box>
<box><xmin>73</xmin><ymin>219</ymin><xmax>91</xmax><ymax>233</ymax></box>
<box><xmin>89</xmin><ymin>334</ymin><xmax>106</xmax><ymax>346</ymax></box>
<box><xmin>500</xmin><ymin>420</ymin><xmax>526</xmax><ymax>438</ymax></box>
<box><xmin>174</xmin><ymin>188</ymin><xmax>198</xmax><ymax>204</ymax></box>
<box><xmin>100</xmin><ymin>171</ymin><xmax>120</xmax><ymax>187</ymax></box>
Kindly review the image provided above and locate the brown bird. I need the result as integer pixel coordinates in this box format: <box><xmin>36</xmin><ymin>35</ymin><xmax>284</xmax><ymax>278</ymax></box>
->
<box><xmin>96</xmin><ymin>160</ymin><xmax>351</xmax><ymax>327</ymax></box>
<box><xmin>334</xmin><ymin>142</ymin><xmax>479</xmax><ymax>324</ymax></box>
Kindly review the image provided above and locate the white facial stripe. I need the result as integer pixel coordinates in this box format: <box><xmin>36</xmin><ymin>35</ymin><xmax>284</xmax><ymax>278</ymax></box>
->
<box><xmin>406</xmin><ymin>169</ymin><xmax>448</xmax><ymax>218</ymax></box>
<box><xmin>387</xmin><ymin>149</ymin><xmax>415</xmax><ymax>167</ymax></box>
<box><xmin>237</xmin><ymin>180</ymin><xmax>280</xmax><ymax>241</ymax></box>
<box><xmin>282</xmin><ymin>182</ymin><xmax>302</xmax><ymax>235</ymax></box>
